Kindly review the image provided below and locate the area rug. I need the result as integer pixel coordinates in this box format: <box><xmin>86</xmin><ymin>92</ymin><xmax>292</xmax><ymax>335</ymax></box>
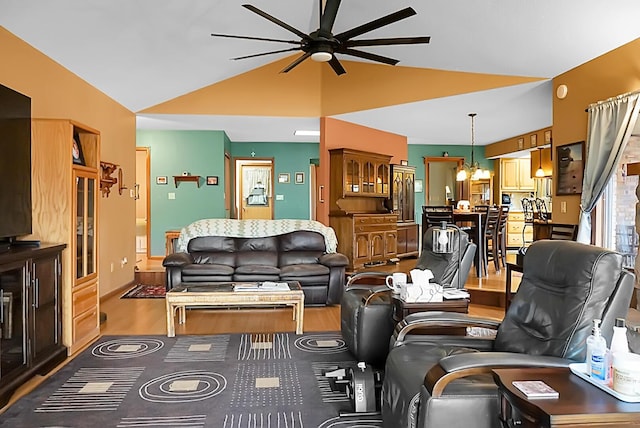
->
<box><xmin>0</xmin><ymin>333</ymin><xmax>382</xmax><ymax>427</ymax></box>
<box><xmin>121</xmin><ymin>284</ymin><xmax>166</xmax><ymax>298</ymax></box>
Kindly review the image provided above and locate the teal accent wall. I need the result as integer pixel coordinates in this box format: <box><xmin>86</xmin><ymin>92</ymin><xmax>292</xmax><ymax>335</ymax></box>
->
<box><xmin>137</xmin><ymin>130</ymin><xmax>227</xmax><ymax>256</ymax></box>
<box><xmin>231</xmin><ymin>142</ymin><xmax>319</xmax><ymax>220</ymax></box>
<box><xmin>408</xmin><ymin>144</ymin><xmax>491</xmax><ymax>224</ymax></box>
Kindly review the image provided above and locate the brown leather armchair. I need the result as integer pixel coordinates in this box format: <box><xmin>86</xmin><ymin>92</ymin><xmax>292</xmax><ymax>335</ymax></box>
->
<box><xmin>381</xmin><ymin>240</ymin><xmax>635</xmax><ymax>428</ymax></box>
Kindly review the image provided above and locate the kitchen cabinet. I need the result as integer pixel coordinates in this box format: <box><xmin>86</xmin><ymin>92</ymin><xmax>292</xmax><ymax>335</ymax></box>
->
<box><xmin>501</xmin><ymin>158</ymin><xmax>534</xmax><ymax>191</ymax></box>
<box><xmin>506</xmin><ymin>211</ymin><xmax>532</xmax><ymax>248</ymax></box>
<box><xmin>469</xmin><ymin>177</ymin><xmax>493</xmax><ymax>207</ymax></box>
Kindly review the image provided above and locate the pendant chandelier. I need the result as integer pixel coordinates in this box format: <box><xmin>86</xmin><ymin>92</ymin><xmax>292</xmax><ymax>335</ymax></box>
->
<box><xmin>456</xmin><ymin>113</ymin><xmax>490</xmax><ymax>181</ymax></box>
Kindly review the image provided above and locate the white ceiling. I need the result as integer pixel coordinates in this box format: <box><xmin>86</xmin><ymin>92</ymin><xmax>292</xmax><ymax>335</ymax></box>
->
<box><xmin>2</xmin><ymin>0</ymin><xmax>640</xmax><ymax>145</ymax></box>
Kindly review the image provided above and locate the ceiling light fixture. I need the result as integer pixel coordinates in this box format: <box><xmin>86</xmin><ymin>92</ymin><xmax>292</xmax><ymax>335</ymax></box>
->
<box><xmin>311</xmin><ymin>51</ymin><xmax>332</xmax><ymax>62</ymax></box>
<box><xmin>535</xmin><ymin>148</ymin><xmax>546</xmax><ymax>178</ymax></box>
<box><xmin>294</xmin><ymin>130</ymin><xmax>320</xmax><ymax>136</ymax></box>
<box><xmin>457</xmin><ymin>113</ymin><xmax>490</xmax><ymax>181</ymax></box>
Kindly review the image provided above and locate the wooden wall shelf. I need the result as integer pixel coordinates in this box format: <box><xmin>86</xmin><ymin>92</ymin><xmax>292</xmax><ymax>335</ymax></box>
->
<box><xmin>174</xmin><ymin>175</ymin><xmax>201</xmax><ymax>187</ymax></box>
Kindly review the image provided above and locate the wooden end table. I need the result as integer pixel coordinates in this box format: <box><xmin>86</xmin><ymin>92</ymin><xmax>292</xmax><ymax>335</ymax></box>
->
<box><xmin>392</xmin><ymin>295</ymin><xmax>469</xmax><ymax>335</ymax></box>
<box><xmin>165</xmin><ymin>281</ymin><xmax>305</xmax><ymax>336</ymax></box>
<box><xmin>493</xmin><ymin>367</ymin><xmax>640</xmax><ymax>427</ymax></box>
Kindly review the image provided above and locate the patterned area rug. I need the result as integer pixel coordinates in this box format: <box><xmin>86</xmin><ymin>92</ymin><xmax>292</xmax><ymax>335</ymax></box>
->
<box><xmin>121</xmin><ymin>284</ymin><xmax>166</xmax><ymax>298</ymax></box>
<box><xmin>0</xmin><ymin>333</ymin><xmax>382</xmax><ymax>427</ymax></box>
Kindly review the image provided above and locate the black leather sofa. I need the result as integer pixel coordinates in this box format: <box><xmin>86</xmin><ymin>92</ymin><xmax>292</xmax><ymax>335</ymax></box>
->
<box><xmin>163</xmin><ymin>230</ymin><xmax>349</xmax><ymax>306</ymax></box>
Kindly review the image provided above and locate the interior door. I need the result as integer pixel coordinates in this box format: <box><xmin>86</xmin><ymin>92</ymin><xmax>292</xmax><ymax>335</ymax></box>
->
<box><xmin>237</xmin><ymin>161</ymin><xmax>274</xmax><ymax>220</ymax></box>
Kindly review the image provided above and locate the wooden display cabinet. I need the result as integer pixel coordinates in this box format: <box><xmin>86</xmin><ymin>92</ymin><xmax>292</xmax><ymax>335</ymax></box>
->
<box><xmin>329</xmin><ymin>149</ymin><xmax>397</xmax><ymax>269</ymax></box>
<box><xmin>390</xmin><ymin>164</ymin><xmax>418</xmax><ymax>258</ymax></box>
<box><xmin>30</xmin><ymin>119</ymin><xmax>100</xmax><ymax>355</ymax></box>
<box><xmin>0</xmin><ymin>244</ymin><xmax>66</xmax><ymax>407</ymax></box>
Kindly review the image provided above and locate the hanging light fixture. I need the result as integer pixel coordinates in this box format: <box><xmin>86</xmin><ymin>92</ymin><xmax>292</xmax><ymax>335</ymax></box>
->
<box><xmin>535</xmin><ymin>148</ymin><xmax>546</xmax><ymax>178</ymax></box>
<box><xmin>457</xmin><ymin>113</ymin><xmax>490</xmax><ymax>181</ymax></box>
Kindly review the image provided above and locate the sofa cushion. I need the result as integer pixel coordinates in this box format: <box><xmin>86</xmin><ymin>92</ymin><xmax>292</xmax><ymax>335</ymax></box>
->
<box><xmin>279</xmin><ymin>231</ymin><xmax>325</xmax><ymax>266</ymax></box>
<box><xmin>235</xmin><ymin>265</ymin><xmax>281</xmax><ymax>275</ymax></box>
<box><xmin>182</xmin><ymin>263</ymin><xmax>235</xmax><ymax>277</ymax></box>
<box><xmin>280</xmin><ymin>264</ymin><xmax>329</xmax><ymax>278</ymax></box>
<box><xmin>235</xmin><ymin>237</ymin><xmax>279</xmax><ymax>267</ymax></box>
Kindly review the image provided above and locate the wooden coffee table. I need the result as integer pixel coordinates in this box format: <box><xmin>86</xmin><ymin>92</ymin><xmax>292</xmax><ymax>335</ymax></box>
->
<box><xmin>165</xmin><ymin>281</ymin><xmax>305</xmax><ymax>336</ymax></box>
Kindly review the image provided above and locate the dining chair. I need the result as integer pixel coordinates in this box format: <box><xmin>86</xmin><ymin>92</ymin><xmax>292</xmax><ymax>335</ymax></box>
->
<box><xmin>497</xmin><ymin>205</ymin><xmax>510</xmax><ymax>268</ymax></box>
<box><xmin>521</xmin><ymin>197</ymin><xmax>535</xmax><ymax>249</ymax></box>
<box><xmin>483</xmin><ymin>206</ymin><xmax>502</xmax><ymax>273</ymax></box>
<box><xmin>549</xmin><ymin>223</ymin><xmax>578</xmax><ymax>240</ymax></box>
<box><xmin>421</xmin><ymin>205</ymin><xmax>454</xmax><ymax>230</ymax></box>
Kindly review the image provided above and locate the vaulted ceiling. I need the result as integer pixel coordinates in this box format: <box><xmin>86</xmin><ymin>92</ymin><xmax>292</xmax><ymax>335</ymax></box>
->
<box><xmin>2</xmin><ymin>0</ymin><xmax>640</xmax><ymax>144</ymax></box>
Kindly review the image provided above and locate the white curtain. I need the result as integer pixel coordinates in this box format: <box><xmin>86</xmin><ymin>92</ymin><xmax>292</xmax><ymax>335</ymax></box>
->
<box><xmin>577</xmin><ymin>91</ymin><xmax>640</xmax><ymax>243</ymax></box>
<box><xmin>243</xmin><ymin>167</ymin><xmax>271</xmax><ymax>198</ymax></box>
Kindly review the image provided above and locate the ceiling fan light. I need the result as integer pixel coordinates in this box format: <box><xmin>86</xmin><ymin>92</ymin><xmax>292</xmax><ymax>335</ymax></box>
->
<box><xmin>311</xmin><ymin>51</ymin><xmax>332</xmax><ymax>62</ymax></box>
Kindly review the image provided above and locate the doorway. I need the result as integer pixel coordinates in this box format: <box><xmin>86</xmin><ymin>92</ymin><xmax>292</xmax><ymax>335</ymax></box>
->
<box><xmin>235</xmin><ymin>158</ymin><xmax>274</xmax><ymax>219</ymax></box>
<box><xmin>135</xmin><ymin>147</ymin><xmax>150</xmax><ymax>256</ymax></box>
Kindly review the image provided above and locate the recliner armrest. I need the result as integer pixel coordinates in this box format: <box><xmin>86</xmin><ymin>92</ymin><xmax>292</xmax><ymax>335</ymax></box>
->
<box><xmin>345</xmin><ymin>271</ymin><xmax>389</xmax><ymax>287</ymax></box>
<box><xmin>426</xmin><ymin>352</ymin><xmax>571</xmax><ymax>397</ymax></box>
<box><xmin>393</xmin><ymin>312</ymin><xmax>501</xmax><ymax>345</ymax></box>
<box><xmin>162</xmin><ymin>252</ymin><xmax>193</xmax><ymax>267</ymax></box>
<box><xmin>319</xmin><ymin>252</ymin><xmax>349</xmax><ymax>267</ymax></box>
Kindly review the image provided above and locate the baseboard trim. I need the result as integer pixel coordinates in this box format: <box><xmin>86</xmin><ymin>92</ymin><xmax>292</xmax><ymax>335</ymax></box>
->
<box><xmin>100</xmin><ymin>281</ymin><xmax>136</xmax><ymax>303</ymax></box>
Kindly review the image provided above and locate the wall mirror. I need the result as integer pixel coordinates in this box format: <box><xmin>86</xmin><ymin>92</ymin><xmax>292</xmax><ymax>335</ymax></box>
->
<box><xmin>423</xmin><ymin>157</ymin><xmax>464</xmax><ymax>206</ymax></box>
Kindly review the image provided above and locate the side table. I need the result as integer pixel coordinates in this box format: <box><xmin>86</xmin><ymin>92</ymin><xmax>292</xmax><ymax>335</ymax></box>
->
<box><xmin>493</xmin><ymin>367</ymin><xmax>640</xmax><ymax>427</ymax></box>
<box><xmin>392</xmin><ymin>296</ymin><xmax>469</xmax><ymax>335</ymax></box>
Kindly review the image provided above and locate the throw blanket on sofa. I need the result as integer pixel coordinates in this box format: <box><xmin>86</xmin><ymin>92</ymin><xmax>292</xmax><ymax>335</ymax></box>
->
<box><xmin>176</xmin><ymin>219</ymin><xmax>339</xmax><ymax>253</ymax></box>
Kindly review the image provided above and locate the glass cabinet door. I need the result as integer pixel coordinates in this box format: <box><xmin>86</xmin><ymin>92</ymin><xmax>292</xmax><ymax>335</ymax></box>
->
<box><xmin>363</xmin><ymin>161</ymin><xmax>375</xmax><ymax>194</ymax></box>
<box><xmin>0</xmin><ymin>262</ymin><xmax>26</xmax><ymax>377</ymax></box>
<box><xmin>74</xmin><ymin>171</ymin><xmax>97</xmax><ymax>282</ymax></box>
<box><xmin>377</xmin><ymin>164</ymin><xmax>389</xmax><ymax>196</ymax></box>
<box><xmin>345</xmin><ymin>157</ymin><xmax>361</xmax><ymax>194</ymax></box>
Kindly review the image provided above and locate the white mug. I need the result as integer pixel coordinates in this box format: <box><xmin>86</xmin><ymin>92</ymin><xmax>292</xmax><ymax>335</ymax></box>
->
<box><xmin>386</xmin><ymin>272</ymin><xmax>407</xmax><ymax>293</ymax></box>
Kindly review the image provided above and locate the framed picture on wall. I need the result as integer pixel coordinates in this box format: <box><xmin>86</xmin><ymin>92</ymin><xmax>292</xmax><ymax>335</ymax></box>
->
<box><xmin>156</xmin><ymin>176</ymin><xmax>168</xmax><ymax>185</ymax></box>
<box><xmin>556</xmin><ymin>141</ymin><xmax>584</xmax><ymax>195</ymax></box>
<box><xmin>294</xmin><ymin>172</ymin><xmax>304</xmax><ymax>184</ymax></box>
<box><xmin>278</xmin><ymin>173</ymin><xmax>290</xmax><ymax>184</ymax></box>
<box><xmin>206</xmin><ymin>176</ymin><xmax>218</xmax><ymax>185</ymax></box>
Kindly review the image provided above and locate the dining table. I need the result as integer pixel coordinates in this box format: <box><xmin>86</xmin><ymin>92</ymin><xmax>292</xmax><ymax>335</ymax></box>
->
<box><xmin>453</xmin><ymin>210</ymin><xmax>487</xmax><ymax>277</ymax></box>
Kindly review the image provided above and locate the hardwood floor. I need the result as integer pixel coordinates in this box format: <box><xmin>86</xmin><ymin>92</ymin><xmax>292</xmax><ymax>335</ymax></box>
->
<box><xmin>0</xmin><ymin>253</ymin><xmax>511</xmax><ymax>415</ymax></box>
<box><xmin>104</xmin><ymin>253</ymin><xmax>510</xmax><ymax>338</ymax></box>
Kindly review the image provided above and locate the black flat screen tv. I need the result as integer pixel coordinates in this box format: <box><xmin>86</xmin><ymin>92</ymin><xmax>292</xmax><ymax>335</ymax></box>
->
<box><xmin>0</xmin><ymin>83</ymin><xmax>32</xmax><ymax>241</ymax></box>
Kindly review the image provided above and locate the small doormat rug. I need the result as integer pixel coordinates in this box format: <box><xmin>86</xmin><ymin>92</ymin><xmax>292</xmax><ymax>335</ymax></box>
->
<box><xmin>121</xmin><ymin>284</ymin><xmax>166</xmax><ymax>298</ymax></box>
<box><xmin>0</xmin><ymin>333</ymin><xmax>382</xmax><ymax>427</ymax></box>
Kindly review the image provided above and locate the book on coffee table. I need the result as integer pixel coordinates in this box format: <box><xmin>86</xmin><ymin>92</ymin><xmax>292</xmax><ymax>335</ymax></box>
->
<box><xmin>512</xmin><ymin>380</ymin><xmax>559</xmax><ymax>399</ymax></box>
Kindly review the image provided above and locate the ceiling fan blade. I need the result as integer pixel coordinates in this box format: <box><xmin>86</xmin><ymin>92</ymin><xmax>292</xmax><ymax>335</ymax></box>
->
<box><xmin>345</xmin><ymin>36</ymin><xmax>431</xmax><ymax>47</ymax></box>
<box><xmin>231</xmin><ymin>47</ymin><xmax>302</xmax><ymax>61</ymax></box>
<box><xmin>243</xmin><ymin>4</ymin><xmax>310</xmax><ymax>41</ymax></box>
<box><xmin>337</xmin><ymin>48</ymin><xmax>399</xmax><ymax>66</ymax></box>
<box><xmin>281</xmin><ymin>51</ymin><xmax>312</xmax><ymax>73</ymax></box>
<box><xmin>328</xmin><ymin>56</ymin><xmax>346</xmax><ymax>75</ymax></box>
<box><xmin>334</xmin><ymin>7</ymin><xmax>416</xmax><ymax>41</ymax></box>
<box><xmin>211</xmin><ymin>33</ymin><xmax>300</xmax><ymax>45</ymax></box>
<box><xmin>320</xmin><ymin>0</ymin><xmax>341</xmax><ymax>34</ymax></box>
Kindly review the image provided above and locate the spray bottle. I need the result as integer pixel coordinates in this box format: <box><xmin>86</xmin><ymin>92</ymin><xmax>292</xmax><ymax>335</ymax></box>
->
<box><xmin>586</xmin><ymin>319</ymin><xmax>609</xmax><ymax>383</ymax></box>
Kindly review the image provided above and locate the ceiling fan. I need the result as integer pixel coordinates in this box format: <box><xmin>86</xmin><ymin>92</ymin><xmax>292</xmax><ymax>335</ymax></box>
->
<box><xmin>211</xmin><ymin>0</ymin><xmax>430</xmax><ymax>75</ymax></box>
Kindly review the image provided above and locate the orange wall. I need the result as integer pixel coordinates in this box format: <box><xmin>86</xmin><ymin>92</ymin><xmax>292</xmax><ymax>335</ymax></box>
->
<box><xmin>552</xmin><ymin>38</ymin><xmax>640</xmax><ymax>224</ymax></box>
<box><xmin>317</xmin><ymin>117</ymin><xmax>407</xmax><ymax>224</ymax></box>
<box><xmin>0</xmin><ymin>27</ymin><xmax>137</xmax><ymax>297</ymax></box>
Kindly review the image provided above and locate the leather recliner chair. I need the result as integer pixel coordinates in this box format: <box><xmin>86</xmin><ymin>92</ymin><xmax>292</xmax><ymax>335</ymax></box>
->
<box><xmin>380</xmin><ymin>240</ymin><xmax>635</xmax><ymax>428</ymax></box>
<box><xmin>340</xmin><ymin>226</ymin><xmax>477</xmax><ymax>366</ymax></box>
